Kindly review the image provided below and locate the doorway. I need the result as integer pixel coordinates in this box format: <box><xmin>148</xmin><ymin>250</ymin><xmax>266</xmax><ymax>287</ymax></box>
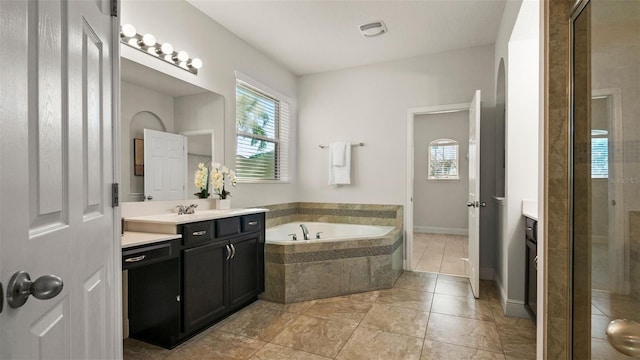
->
<box><xmin>412</xmin><ymin>111</ymin><xmax>469</xmax><ymax>277</ymax></box>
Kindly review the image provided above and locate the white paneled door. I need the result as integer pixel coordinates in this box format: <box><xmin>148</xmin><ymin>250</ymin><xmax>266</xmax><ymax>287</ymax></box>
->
<box><xmin>0</xmin><ymin>0</ymin><xmax>119</xmax><ymax>359</ymax></box>
<box><xmin>143</xmin><ymin>129</ymin><xmax>186</xmax><ymax>201</ymax></box>
<box><xmin>467</xmin><ymin>90</ymin><xmax>481</xmax><ymax>299</ymax></box>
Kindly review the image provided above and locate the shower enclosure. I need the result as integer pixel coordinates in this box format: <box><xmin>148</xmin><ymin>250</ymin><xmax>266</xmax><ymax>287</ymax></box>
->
<box><xmin>571</xmin><ymin>0</ymin><xmax>640</xmax><ymax>358</ymax></box>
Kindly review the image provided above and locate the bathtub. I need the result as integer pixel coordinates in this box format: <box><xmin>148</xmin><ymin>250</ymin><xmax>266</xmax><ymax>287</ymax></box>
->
<box><xmin>262</xmin><ymin>221</ymin><xmax>403</xmax><ymax>303</ymax></box>
<box><xmin>266</xmin><ymin>222</ymin><xmax>394</xmax><ymax>243</ymax></box>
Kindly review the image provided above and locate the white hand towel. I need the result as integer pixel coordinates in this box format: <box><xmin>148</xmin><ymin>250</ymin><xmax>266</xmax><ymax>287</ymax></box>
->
<box><xmin>329</xmin><ymin>142</ymin><xmax>351</xmax><ymax>185</ymax></box>
<box><xmin>331</xmin><ymin>142</ymin><xmax>346</xmax><ymax>166</ymax></box>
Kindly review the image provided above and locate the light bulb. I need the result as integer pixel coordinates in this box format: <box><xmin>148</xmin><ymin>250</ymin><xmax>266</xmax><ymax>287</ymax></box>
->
<box><xmin>188</xmin><ymin>58</ymin><xmax>203</xmax><ymax>70</ymax></box>
<box><xmin>121</xmin><ymin>24</ymin><xmax>136</xmax><ymax>38</ymax></box>
<box><xmin>156</xmin><ymin>42</ymin><xmax>174</xmax><ymax>55</ymax></box>
<box><xmin>173</xmin><ymin>50</ymin><xmax>189</xmax><ymax>63</ymax></box>
<box><xmin>138</xmin><ymin>33</ymin><xmax>156</xmax><ymax>47</ymax></box>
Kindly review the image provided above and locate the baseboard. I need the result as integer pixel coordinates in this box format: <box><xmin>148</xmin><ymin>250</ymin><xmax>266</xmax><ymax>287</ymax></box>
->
<box><xmin>414</xmin><ymin>226</ymin><xmax>468</xmax><ymax>236</ymax></box>
<box><xmin>480</xmin><ymin>267</ymin><xmax>494</xmax><ymax>280</ymax></box>
<box><xmin>505</xmin><ymin>300</ymin><xmax>530</xmax><ymax>318</ymax></box>
<box><xmin>493</xmin><ymin>270</ymin><xmax>530</xmax><ymax>319</ymax></box>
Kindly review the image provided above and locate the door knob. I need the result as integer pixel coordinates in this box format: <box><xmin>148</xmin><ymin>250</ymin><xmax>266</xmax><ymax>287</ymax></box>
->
<box><xmin>467</xmin><ymin>202</ymin><xmax>476</xmax><ymax>207</ymax></box>
<box><xmin>6</xmin><ymin>271</ymin><xmax>64</xmax><ymax>308</ymax></box>
<box><xmin>606</xmin><ymin>319</ymin><xmax>640</xmax><ymax>357</ymax></box>
<box><xmin>146</xmin><ymin>195</ymin><xmax>153</xmax><ymax>201</ymax></box>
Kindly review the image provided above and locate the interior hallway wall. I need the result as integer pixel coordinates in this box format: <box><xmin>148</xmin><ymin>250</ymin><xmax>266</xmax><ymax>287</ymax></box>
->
<box><xmin>413</xmin><ymin>111</ymin><xmax>469</xmax><ymax>234</ymax></box>
<box><xmin>297</xmin><ymin>45</ymin><xmax>496</xmax><ymax>271</ymax></box>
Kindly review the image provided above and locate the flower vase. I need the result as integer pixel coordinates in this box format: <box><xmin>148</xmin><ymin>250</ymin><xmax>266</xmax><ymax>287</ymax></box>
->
<box><xmin>215</xmin><ymin>198</ymin><xmax>231</xmax><ymax>210</ymax></box>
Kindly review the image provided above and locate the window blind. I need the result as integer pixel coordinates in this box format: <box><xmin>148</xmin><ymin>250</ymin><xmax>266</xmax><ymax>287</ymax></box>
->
<box><xmin>428</xmin><ymin>139</ymin><xmax>459</xmax><ymax>180</ymax></box>
<box><xmin>235</xmin><ymin>79</ymin><xmax>289</xmax><ymax>182</ymax></box>
<box><xmin>591</xmin><ymin>137</ymin><xmax>608</xmax><ymax>178</ymax></box>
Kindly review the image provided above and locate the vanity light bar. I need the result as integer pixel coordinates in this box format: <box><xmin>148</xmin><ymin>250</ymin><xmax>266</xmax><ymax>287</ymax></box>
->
<box><xmin>120</xmin><ymin>24</ymin><xmax>202</xmax><ymax>75</ymax></box>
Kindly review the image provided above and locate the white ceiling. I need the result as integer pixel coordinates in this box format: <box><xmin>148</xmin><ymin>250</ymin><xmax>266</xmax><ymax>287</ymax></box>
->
<box><xmin>187</xmin><ymin>0</ymin><xmax>506</xmax><ymax>75</ymax></box>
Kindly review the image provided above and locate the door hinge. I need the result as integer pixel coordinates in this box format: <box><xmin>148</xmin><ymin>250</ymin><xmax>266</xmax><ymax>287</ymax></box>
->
<box><xmin>112</xmin><ymin>183</ymin><xmax>120</xmax><ymax>207</ymax></box>
<box><xmin>110</xmin><ymin>0</ymin><xmax>118</xmax><ymax>17</ymax></box>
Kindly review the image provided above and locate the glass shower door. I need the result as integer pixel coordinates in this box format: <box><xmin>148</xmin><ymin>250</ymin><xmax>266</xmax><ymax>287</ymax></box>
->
<box><xmin>571</xmin><ymin>0</ymin><xmax>640</xmax><ymax>358</ymax></box>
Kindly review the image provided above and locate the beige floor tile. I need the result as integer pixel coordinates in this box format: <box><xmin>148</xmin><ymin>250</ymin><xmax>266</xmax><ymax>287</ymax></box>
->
<box><xmin>495</xmin><ymin>324</ymin><xmax>536</xmax><ymax>359</ymax></box>
<box><xmin>374</xmin><ymin>287</ymin><xmax>434</xmax><ymax>311</ymax></box>
<box><xmin>437</xmin><ymin>274</ymin><xmax>469</xmax><ymax>283</ymax></box>
<box><xmin>394</xmin><ymin>272</ymin><xmax>437</xmax><ymax>293</ymax></box>
<box><xmin>216</xmin><ymin>305</ymin><xmax>299</xmax><ymax>342</ymax></box>
<box><xmin>303</xmin><ymin>297</ymin><xmax>372</xmax><ymax>325</ymax></box>
<box><xmin>439</xmin><ymin>257</ymin><xmax>466</xmax><ymax>276</ymax></box>
<box><xmin>259</xmin><ymin>299</ymin><xmax>318</xmax><ymax>314</ymax></box>
<box><xmin>479</xmin><ymin>280</ymin><xmax>499</xmax><ymax>301</ymax></box>
<box><xmin>425</xmin><ymin>313</ymin><xmax>502</xmax><ymax>353</ymax></box>
<box><xmin>592</xmin><ymin>295</ymin><xmax>640</xmax><ymax>322</ymax></box>
<box><xmin>416</xmin><ymin>255</ymin><xmax>443</xmax><ymax>273</ymax></box>
<box><xmin>592</xmin><ymin>304</ymin><xmax>606</xmax><ymax>315</ymax></box>
<box><xmin>271</xmin><ymin>315</ymin><xmax>357</xmax><ymax>358</ymax></box>
<box><xmin>249</xmin><ymin>343</ymin><xmax>332</xmax><ymax>360</ymax></box>
<box><xmin>435</xmin><ymin>279</ymin><xmax>474</xmax><ymax>298</ymax></box>
<box><xmin>421</xmin><ymin>340</ymin><xmax>505</xmax><ymax>360</ymax></box>
<box><xmin>336</xmin><ymin>326</ymin><xmax>423</xmax><ymax>360</ymax></box>
<box><xmin>431</xmin><ymin>293</ymin><xmax>494</xmax><ymax>321</ymax></box>
<box><xmin>164</xmin><ymin>331</ymin><xmax>266</xmax><ymax>360</ymax></box>
<box><xmin>123</xmin><ymin>338</ymin><xmax>172</xmax><ymax>360</ymax></box>
<box><xmin>360</xmin><ymin>304</ymin><xmax>430</xmax><ymax>338</ymax></box>
<box><xmin>338</xmin><ymin>290</ymin><xmax>381</xmax><ymax>303</ymax></box>
<box><xmin>489</xmin><ymin>302</ymin><xmax>536</xmax><ymax>328</ymax></box>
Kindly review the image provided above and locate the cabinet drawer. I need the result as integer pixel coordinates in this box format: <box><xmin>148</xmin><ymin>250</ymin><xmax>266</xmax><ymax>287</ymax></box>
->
<box><xmin>525</xmin><ymin>218</ymin><xmax>537</xmax><ymax>243</ymax></box>
<box><xmin>122</xmin><ymin>241</ymin><xmax>176</xmax><ymax>270</ymax></box>
<box><xmin>216</xmin><ymin>217</ymin><xmax>241</xmax><ymax>238</ymax></box>
<box><xmin>183</xmin><ymin>221</ymin><xmax>214</xmax><ymax>247</ymax></box>
<box><xmin>242</xmin><ymin>214</ymin><xmax>262</xmax><ymax>233</ymax></box>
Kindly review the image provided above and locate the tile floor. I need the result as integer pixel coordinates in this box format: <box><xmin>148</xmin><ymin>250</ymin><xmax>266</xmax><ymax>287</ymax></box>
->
<box><xmin>591</xmin><ymin>290</ymin><xmax>639</xmax><ymax>359</ymax></box>
<box><xmin>412</xmin><ymin>233</ymin><xmax>468</xmax><ymax>277</ymax></box>
<box><xmin>124</xmin><ymin>272</ymin><xmax>536</xmax><ymax>360</ymax></box>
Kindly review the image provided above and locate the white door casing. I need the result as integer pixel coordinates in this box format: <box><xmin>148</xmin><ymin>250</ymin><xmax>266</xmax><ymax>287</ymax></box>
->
<box><xmin>143</xmin><ymin>129</ymin><xmax>186</xmax><ymax>201</ymax></box>
<box><xmin>467</xmin><ymin>89</ymin><xmax>481</xmax><ymax>299</ymax></box>
<box><xmin>0</xmin><ymin>0</ymin><xmax>118</xmax><ymax>359</ymax></box>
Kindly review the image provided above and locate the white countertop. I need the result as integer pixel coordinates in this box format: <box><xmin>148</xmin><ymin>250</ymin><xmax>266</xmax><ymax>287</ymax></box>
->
<box><xmin>124</xmin><ymin>208</ymin><xmax>268</xmax><ymax>226</ymax></box>
<box><xmin>522</xmin><ymin>200</ymin><xmax>538</xmax><ymax>221</ymax></box>
<box><xmin>122</xmin><ymin>232</ymin><xmax>182</xmax><ymax>249</ymax></box>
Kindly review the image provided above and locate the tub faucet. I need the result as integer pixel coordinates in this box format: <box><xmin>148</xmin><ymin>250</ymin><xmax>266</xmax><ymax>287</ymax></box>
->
<box><xmin>300</xmin><ymin>224</ymin><xmax>310</xmax><ymax>240</ymax></box>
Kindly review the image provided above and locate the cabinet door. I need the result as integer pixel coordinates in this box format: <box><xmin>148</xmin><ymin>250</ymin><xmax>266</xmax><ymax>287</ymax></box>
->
<box><xmin>182</xmin><ymin>240</ymin><xmax>229</xmax><ymax>333</ymax></box>
<box><xmin>229</xmin><ymin>234</ymin><xmax>262</xmax><ymax>308</ymax></box>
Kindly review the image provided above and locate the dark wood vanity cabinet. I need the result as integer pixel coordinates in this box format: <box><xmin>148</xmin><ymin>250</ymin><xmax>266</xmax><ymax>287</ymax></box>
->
<box><xmin>180</xmin><ymin>213</ymin><xmax>265</xmax><ymax>337</ymax></box>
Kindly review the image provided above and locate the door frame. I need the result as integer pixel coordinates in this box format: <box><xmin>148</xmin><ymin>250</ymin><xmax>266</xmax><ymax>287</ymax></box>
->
<box><xmin>111</xmin><ymin>3</ymin><xmax>123</xmax><ymax>357</ymax></box>
<box><xmin>405</xmin><ymin>102</ymin><xmax>470</xmax><ymax>271</ymax></box>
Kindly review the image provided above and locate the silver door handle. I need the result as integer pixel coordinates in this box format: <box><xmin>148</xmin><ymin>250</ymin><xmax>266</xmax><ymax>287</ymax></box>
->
<box><xmin>230</xmin><ymin>244</ymin><xmax>236</xmax><ymax>259</ymax></box>
<box><xmin>6</xmin><ymin>271</ymin><xmax>64</xmax><ymax>308</ymax></box>
<box><xmin>467</xmin><ymin>202</ymin><xmax>476</xmax><ymax>208</ymax></box>
<box><xmin>146</xmin><ymin>195</ymin><xmax>153</xmax><ymax>200</ymax></box>
<box><xmin>533</xmin><ymin>256</ymin><xmax>538</xmax><ymax>270</ymax></box>
<box><xmin>247</xmin><ymin>221</ymin><xmax>258</xmax><ymax>226</ymax></box>
<box><xmin>124</xmin><ymin>255</ymin><xmax>146</xmax><ymax>263</ymax></box>
<box><xmin>192</xmin><ymin>230</ymin><xmax>207</xmax><ymax>236</ymax></box>
<box><xmin>225</xmin><ymin>245</ymin><xmax>232</xmax><ymax>260</ymax></box>
<box><xmin>606</xmin><ymin>319</ymin><xmax>640</xmax><ymax>357</ymax></box>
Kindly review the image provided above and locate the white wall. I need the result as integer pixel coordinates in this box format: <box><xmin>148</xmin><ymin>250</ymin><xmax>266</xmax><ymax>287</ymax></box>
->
<box><xmin>413</xmin><ymin>112</ymin><xmax>469</xmax><ymax>233</ymax></box>
<box><xmin>121</xmin><ymin>0</ymin><xmax>298</xmax><ymax>208</ymax></box>
<box><xmin>492</xmin><ymin>0</ymin><xmax>539</xmax><ymax>317</ymax></box>
<box><xmin>297</xmin><ymin>45</ymin><xmax>496</xmax><ymax>269</ymax></box>
<box><xmin>174</xmin><ymin>92</ymin><xmax>225</xmax><ymax>164</ymax></box>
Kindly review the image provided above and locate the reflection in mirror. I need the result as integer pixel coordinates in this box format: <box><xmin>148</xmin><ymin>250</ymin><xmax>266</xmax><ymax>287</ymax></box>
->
<box><xmin>181</xmin><ymin>129</ymin><xmax>215</xmax><ymax>200</ymax></box>
<box><xmin>120</xmin><ymin>58</ymin><xmax>224</xmax><ymax>202</ymax></box>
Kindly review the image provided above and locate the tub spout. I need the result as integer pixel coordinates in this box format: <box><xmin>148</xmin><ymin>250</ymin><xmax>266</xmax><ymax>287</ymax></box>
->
<box><xmin>300</xmin><ymin>224</ymin><xmax>310</xmax><ymax>240</ymax></box>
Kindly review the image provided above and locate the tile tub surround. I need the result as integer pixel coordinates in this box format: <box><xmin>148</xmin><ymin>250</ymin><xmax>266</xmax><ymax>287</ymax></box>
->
<box><xmin>123</xmin><ymin>273</ymin><xmax>536</xmax><ymax>360</ymax></box>
<box><xmin>263</xmin><ymin>202</ymin><xmax>403</xmax><ymax>229</ymax></box>
<box><xmin>262</xmin><ymin>228</ymin><xmax>403</xmax><ymax>303</ymax></box>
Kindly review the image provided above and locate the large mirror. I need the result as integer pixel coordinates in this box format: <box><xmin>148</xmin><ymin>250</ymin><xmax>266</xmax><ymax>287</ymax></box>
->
<box><xmin>120</xmin><ymin>58</ymin><xmax>225</xmax><ymax>202</ymax></box>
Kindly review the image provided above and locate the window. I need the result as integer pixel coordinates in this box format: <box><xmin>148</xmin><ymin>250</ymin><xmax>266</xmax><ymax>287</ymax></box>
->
<box><xmin>428</xmin><ymin>139</ymin><xmax>459</xmax><ymax>180</ymax></box>
<box><xmin>591</xmin><ymin>129</ymin><xmax>608</xmax><ymax>178</ymax></box>
<box><xmin>235</xmin><ymin>74</ymin><xmax>290</xmax><ymax>182</ymax></box>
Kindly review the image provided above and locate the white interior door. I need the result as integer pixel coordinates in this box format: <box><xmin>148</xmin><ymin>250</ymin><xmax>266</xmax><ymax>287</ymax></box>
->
<box><xmin>467</xmin><ymin>90</ymin><xmax>481</xmax><ymax>298</ymax></box>
<box><xmin>143</xmin><ymin>129</ymin><xmax>186</xmax><ymax>201</ymax></box>
<box><xmin>0</xmin><ymin>0</ymin><xmax>118</xmax><ymax>359</ymax></box>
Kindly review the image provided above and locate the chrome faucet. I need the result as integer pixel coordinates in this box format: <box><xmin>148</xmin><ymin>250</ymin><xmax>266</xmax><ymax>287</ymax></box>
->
<box><xmin>300</xmin><ymin>224</ymin><xmax>310</xmax><ymax>240</ymax></box>
<box><xmin>177</xmin><ymin>204</ymin><xmax>198</xmax><ymax>215</ymax></box>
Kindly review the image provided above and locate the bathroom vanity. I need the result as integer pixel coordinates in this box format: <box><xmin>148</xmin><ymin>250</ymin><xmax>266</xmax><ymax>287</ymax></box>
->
<box><xmin>123</xmin><ymin>209</ymin><xmax>266</xmax><ymax>349</ymax></box>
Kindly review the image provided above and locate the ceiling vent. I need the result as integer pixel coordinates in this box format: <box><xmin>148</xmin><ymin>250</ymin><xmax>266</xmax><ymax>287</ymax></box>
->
<box><xmin>359</xmin><ymin>21</ymin><xmax>387</xmax><ymax>38</ymax></box>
